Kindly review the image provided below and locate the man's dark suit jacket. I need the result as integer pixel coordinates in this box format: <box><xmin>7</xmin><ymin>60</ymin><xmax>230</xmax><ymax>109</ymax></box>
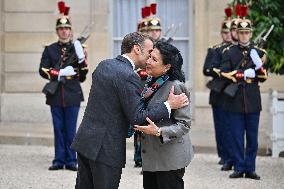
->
<box><xmin>71</xmin><ymin>55</ymin><xmax>169</xmax><ymax>168</ymax></box>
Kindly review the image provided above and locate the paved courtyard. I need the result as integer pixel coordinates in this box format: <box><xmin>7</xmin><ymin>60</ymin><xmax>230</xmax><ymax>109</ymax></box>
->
<box><xmin>0</xmin><ymin>144</ymin><xmax>283</xmax><ymax>189</ymax></box>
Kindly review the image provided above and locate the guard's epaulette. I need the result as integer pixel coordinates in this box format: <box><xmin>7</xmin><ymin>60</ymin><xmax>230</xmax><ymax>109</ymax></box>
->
<box><xmin>209</xmin><ymin>43</ymin><xmax>223</xmax><ymax>49</ymax></box>
<box><xmin>253</xmin><ymin>45</ymin><xmax>267</xmax><ymax>54</ymax></box>
<box><xmin>42</xmin><ymin>42</ymin><xmax>53</xmax><ymax>48</ymax></box>
<box><xmin>222</xmin><ymin>44</ymin><xmax>234</xmax><ymax>54</ymax></box>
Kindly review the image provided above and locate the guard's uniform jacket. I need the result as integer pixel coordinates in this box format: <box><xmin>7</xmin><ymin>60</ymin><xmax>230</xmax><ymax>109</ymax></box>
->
<box><xmin>203</xmin><ymin>42</ymin><xmax>232</xmax><ymax>107</ymax></box>
<box><xmin>39</xmin><ymin>41</ymin><xmax>88</xmax><ymax>107</ymax></box>
<box><xmin>220</xmin><ymin>44</ymin><xmax>267</xmax><ymax>113</ymax></box>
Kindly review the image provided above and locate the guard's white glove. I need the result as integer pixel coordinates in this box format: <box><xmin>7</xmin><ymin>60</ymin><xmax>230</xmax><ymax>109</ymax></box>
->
<box><xmin>244</xmin><ymin>68</ymin><xmax>256</xmax><ymax>80</ymax></box>
<box><xmin>58</xmin><ymin>66</ymin><xmax>76</xmax><ymax>81</ymax></box>
<box><xmin>74</xmin><ymin>40</ymin><xmax>85</xmax><ymax>63</ymax></box>
<box><xmin>250</xmin><ymin>49</ymin><xmax>262</xmax><ymax>70</ymax></box>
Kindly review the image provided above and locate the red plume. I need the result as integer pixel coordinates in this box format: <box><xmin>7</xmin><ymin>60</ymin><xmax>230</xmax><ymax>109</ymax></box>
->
<box><xmin>58</xmin><ymin>1</ymin><xmax>65</xmax><ymax>14</ymax></box>
<box><xmin>145</xmin><ymin>6</ymin><xmax>151</xmax><ymax>17</ymax></box>
<box><xmin>235</xmin><ymin>4</ymin><xmax>242</xmax><ymax>17</ymax></box>
<box><xmin>142</xmin><ymin>7</ymin><xmax>146</xmax><ymax>18</ymax></box>
<box><xmin>64</xmin><ymin>6</ymin><xmax>70</xmax><ymax>16</ymax></box>
<box><xmin>241</xmin><ymin>5</ymin><xmax>248</xmax><ymax>17</ymax></box>
<box><xmin>150</xmin><ymin>3</ymin><xmax>157</xmax><ymax>15</ymax></box>
<box><xmin>224</xmin><ymin>7</ymin><xmax>232</xmax><ymax>18</ymax></box>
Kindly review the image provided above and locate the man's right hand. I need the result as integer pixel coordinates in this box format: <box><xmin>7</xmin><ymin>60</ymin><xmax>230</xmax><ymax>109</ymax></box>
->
<box><xmin>167</xmin><ymin>86</ymin><xmax>189</xmax><ymax>109</ymax></box>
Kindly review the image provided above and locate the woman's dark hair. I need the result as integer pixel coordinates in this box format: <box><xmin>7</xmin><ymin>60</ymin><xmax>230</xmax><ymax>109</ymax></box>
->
<box><xmin>154</xmin><ymin>41</ymin><xmax>185</xmax><ymax>82</ymax></box>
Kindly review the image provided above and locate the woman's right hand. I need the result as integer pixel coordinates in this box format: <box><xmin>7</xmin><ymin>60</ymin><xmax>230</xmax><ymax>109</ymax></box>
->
<box><xmin>134</xmin><ymin>117</ymin><xmax>160</xmax><ymax>136</ymax></box>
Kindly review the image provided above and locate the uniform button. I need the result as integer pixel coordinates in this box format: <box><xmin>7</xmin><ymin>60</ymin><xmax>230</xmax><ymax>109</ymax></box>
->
<box><xmin>142</xmin><ymin>149</ymin><xmax>146</xmax><ymax>153</ymax></box>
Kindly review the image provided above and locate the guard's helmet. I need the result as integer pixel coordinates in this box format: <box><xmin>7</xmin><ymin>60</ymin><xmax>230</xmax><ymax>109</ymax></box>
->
<box><xmin>221</xmin><ymin>7</ymin><xmax>232</xmax><ymax>32</ymax></box>
<box><xmin>56</xmin><ymin>16</ymin><xmax>72</xmax><ymax>29</ymax></box>
<box><xmin>237</xmin><ymin>19</ymin><xmax>252</xmax><ymax>31</ymax></box>
<box><xmin>148</xmin><ymin>17</ymin><xmax>162</xmax><ymax>31</ymax></box>
<box><xmin>236</xmin><ymin>4</ymin><xmax>252</xmax><ymax>31</ymax></box>
<box><xmin>56</xmin><ymin>1</ymin><xmax>72</xmax><ymax>29</ymax></box>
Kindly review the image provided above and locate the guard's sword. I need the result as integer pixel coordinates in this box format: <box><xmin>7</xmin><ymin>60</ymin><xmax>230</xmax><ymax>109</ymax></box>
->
<box><xmin>253</xmin><ymin>29</ymin><xmax>266</xmax><ymax>44</ymax></box>
<box><xmin>65</xmin><ymin>22</ymin><xmax>94</xmax><ymax>66</ymax></box>
<box><xmin>255</xmin><ymin>24</ymin><xmax>274</xmax><ymax>49</ymax></box>
<box><xmin>163</xmin><ymin>24</ymin><xmax>174</xmax><ymax>38</ymax></box>
<box><xmin>77</xmin><ymin>22</ymin><xmax>95</xmax><ymax>43</ymax></box>
<box><xmin>168</xmin><ymin>22</ymin><xmax>182</xmax><ymax>39</ymax></box>
<box><xmin>263</xmin><ymin>24</ymin><xmax>274</xmax><ymax>41</ymax></box>
<box><xmin>165</xmin><ymin>23</ymin><xmax>182</xmax><ymax>43</ymax></box>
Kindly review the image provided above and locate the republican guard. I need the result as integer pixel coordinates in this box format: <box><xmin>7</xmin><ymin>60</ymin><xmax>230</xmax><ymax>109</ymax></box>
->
<box><xmin>39</xmin><ymin>1</ymin><xmax>88</xmax><ymax>171</ymax></box>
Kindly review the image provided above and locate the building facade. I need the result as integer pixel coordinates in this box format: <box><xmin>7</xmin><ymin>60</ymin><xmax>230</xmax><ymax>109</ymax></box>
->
<box><xmin>0</xmin><ymin>0</ymin><xmax>283</xmax><ymax>149</ymax></box>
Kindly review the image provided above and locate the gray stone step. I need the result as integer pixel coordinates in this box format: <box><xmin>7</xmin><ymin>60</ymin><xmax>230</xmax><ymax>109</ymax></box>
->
<box><xmin>0</xmin><ymin>122</ymin><xmax>268</xmax><ymax>155</ymax></box>
<box><xmin>0</xmin><ymin>122</ymin><xmax>53</xmax><ymax>146</ymax></box>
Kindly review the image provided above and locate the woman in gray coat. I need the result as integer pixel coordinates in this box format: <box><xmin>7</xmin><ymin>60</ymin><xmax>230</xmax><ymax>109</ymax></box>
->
<box><xmin>134</xmin><ymin>41</ymin><xmax>194</xmax><ymax>189</ymax></box>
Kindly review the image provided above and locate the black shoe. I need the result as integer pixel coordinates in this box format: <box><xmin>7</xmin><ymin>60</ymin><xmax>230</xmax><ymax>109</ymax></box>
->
<box><xmin>245</xmin><ymin>172</ymin><xmax>260</xmax><ymax>180</ymax></box>
<box><xmin>218</xmin><ymin>159</ymin><xmax>224</xmax><ymax>165</ymax></box>
<box><xmin>229</xmin><ymin>171</ymin><xmax>244</xmax><ymax>178</ymax></box>
<box><xmin>48</xmin><ymin>164</ymin><xmax>64</xmax><ymax>171</ymax></box>
<box><xmin>65</xmin><ymin>165</ymin><xmax>78</xmax><ymax>171</ymax></box>
<box><xmin>134</xmin><ymin>162</ymin><xmax>142</xmax><ymax>168</ymax></box>
<box><xmin>221</xmin><ymin>164</ymin><xmax>233</xmax><ymax>171</ymax></box>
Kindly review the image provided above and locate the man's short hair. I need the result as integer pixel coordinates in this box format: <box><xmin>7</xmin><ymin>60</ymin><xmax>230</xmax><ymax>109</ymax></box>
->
<box><xmin>121</xmin><ymin>32</ymin><xmax>153</xmax><ymax>55</ymax></box>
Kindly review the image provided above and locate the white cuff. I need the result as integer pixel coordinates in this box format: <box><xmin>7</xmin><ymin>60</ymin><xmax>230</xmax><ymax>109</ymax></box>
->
<box><xmin>254</xmin><ymin>64</ymin><xmax>262</xmax><ymax>71</ymax></box>
<box><xmin>164</xmin><ymin>102</ymin><xmax>171</xmax><ymax>118</ymax></box>
<box><xmin>78</xmin><ymin>58</ymin><xmax>85</xmax><ymax>64</ymax></box>
<box><xmin>74</xmin><ymin>40</ymin><xmax>85</xmax><ymax>61</ymax></box>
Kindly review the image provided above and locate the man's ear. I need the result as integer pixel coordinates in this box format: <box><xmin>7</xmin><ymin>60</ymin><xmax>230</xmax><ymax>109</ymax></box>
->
<box><xmin>133</xmin><ymin>45</ymin><xmax>140</xmax><ymax>55</ymax></box>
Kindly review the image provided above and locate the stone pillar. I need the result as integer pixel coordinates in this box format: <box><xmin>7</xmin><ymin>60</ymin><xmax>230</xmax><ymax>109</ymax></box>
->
<box><xmin>0</xmin><ymin>0</ymin><xmax>100</xmax><ymax>123</ymax></box>
<box><xmin>0</xmin><ymin>0</ymin><xmax>3</xmax><ymax>120</ymax></box>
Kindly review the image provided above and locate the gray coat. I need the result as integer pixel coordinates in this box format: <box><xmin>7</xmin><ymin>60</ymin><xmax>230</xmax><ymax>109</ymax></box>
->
<box><xmin>71</xmin><ymin>55</ymin><xmax>170</xmax><ymax>168</ymax></box>
<box><xmin>141</xmin><ymin>80</ymin><xmax>194</xmax><ymax>172</ymax></box>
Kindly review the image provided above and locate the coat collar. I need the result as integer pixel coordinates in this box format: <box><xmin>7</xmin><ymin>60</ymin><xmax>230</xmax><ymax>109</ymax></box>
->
<box><xmin>57</xmin><ymin>40</ymin><xmax>72</xmax><ymax>47</ymax></box>
<box><xmin>116</xmin><ymin>55</ymin><xmax>135</xmax><ymax>70</ymax></box>
<box><xmin>147</xmin><ymin>80</ymin><xmax>173</xmax><ymax>105</ymax></box>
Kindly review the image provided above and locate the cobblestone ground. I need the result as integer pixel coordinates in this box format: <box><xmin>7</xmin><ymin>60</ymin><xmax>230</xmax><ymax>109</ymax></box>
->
<box><xmin>0</xmin><ymin>144</ymin><xmax>283</xmax><ymax>189</ymax></box>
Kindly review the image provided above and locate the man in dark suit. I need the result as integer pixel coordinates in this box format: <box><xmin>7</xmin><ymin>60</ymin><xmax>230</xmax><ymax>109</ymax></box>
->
<box><xmin>71</xmin><ymin>32</ymin><xmax>189</xmax><ymax>189</ymax></box>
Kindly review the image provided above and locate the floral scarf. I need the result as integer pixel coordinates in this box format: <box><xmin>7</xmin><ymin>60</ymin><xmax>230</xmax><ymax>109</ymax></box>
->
<box><xmin>140</xmin><ymin>74</ymin><xmax>169</xmax><ymax>105</ymax></box>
